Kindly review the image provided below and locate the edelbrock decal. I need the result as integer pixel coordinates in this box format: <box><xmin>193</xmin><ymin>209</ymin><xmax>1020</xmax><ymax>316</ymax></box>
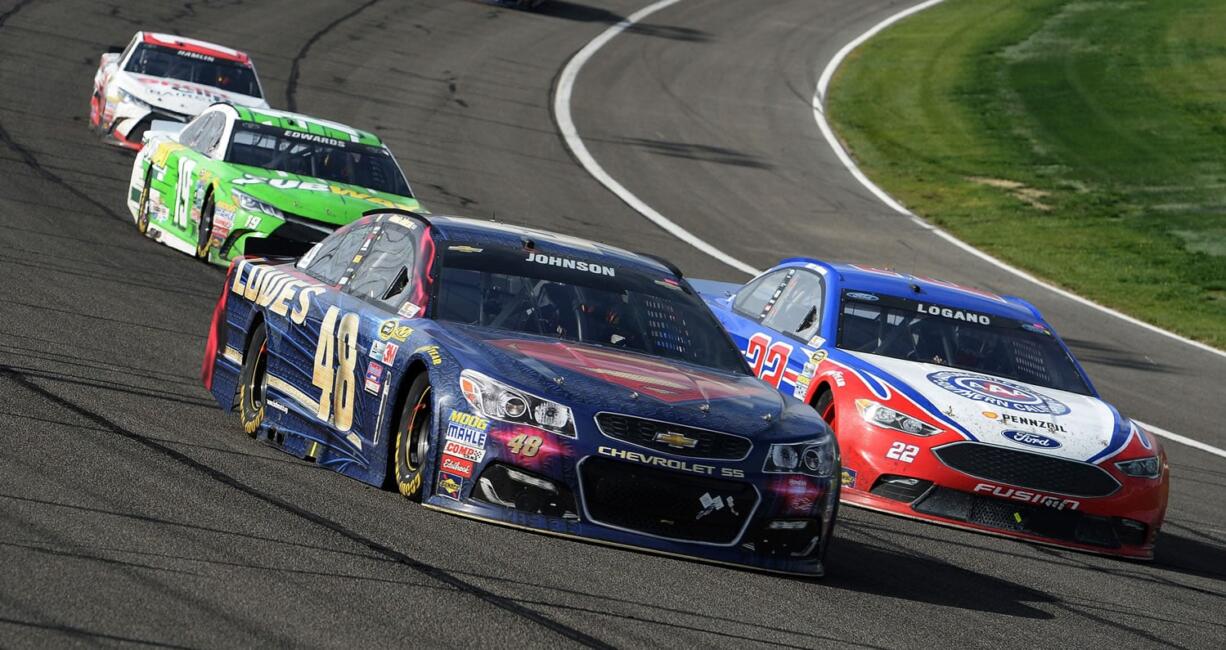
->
<box><xmin>927</xmin><ymin>371</ymin><xmax>1071</xmax><ymax>415</ymax></box>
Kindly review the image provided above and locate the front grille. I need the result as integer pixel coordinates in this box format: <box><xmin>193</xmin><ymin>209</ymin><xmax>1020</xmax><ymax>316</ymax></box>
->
<box><xmin>913</xmin><ymin>487</ymin><xmax>1145</xmax><ymax>550</ymax></box>
<box><xmin>580</xmin><ymin>457</ymin><xmax>757</xmax><ymax>545</ymax></box>
<box><xmin>276</xmin><ymin>212</ymin><xmax>337</xmax><ymax>244</ymax></box>
<box><xmin>932</xmin><ymin>442</ymin><xmax>1120</xmax><ymax>497</ymax></box>
<box><xmin>595</xmin><ymin>413</ymin><xmax>751</xmax><ymax>460</ymax></box>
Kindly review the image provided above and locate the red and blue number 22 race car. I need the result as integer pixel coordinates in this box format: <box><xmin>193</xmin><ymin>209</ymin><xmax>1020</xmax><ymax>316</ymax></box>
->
<box><xmin>202</xmin><ymin>212</ymin><xmax>841</xmax><ymax>575</ymax></box>
<box><xmin>694</xmin><ymin>259</ymin><xmax>1169</xmax><ymax>559</ymax></box>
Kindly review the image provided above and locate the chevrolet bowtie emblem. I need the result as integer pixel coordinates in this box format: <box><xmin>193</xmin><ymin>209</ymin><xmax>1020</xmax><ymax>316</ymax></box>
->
<box><xmin>655</xmin><ymin>431</ymin><xmax>698</xmax><ymax>449</ymax></box>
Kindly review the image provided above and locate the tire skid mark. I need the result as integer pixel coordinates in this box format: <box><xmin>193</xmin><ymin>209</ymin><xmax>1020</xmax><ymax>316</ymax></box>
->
<box><xmin>285</xmin><ymin>0</ymin><xmax>383</xmax><ymax>111</ymax></box>
<box><xmin>0</xmin><ymin>367</ymin><xmax>613</xmax><ymax>649</ymax></box>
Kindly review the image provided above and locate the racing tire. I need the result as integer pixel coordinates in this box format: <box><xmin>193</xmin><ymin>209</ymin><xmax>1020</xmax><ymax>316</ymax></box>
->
<box><xmin>814</xmin><ymin>389</ymin><xmax>836</xmax><ymax>429</ymax></box>
<box><xmin>136</xmin><ymin>172</ymin><xmax>152</xmax><ymax>235</ymax></box>
<box><xmin>237</xmin><ymin>322</ymin><xmax>269</xmax><ymax>439</ymax></box>
<box><xmin>195</xmin><ymin>193</ymin><xmax>215</xmax><ymax>260</ymax></box>
<box><xmin>392</xmin><ymin>373</ymin><xmax>433</xmax><ymax>502</ymax></box>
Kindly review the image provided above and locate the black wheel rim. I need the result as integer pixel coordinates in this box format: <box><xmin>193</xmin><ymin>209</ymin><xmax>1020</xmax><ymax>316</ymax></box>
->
<box><xmin>197</xmin><ymin>200</ymin><xmax>213</xmax><ymax>256</ymax></box>
<box><xmin>406</xmin><ymin>387</ymin><xmax>431</xmax><ymax>473</ymax></box>
<box><xmin>250</xmin><ymin>344</ymin><xmax>267</xmax><ymax>410</ymax></box>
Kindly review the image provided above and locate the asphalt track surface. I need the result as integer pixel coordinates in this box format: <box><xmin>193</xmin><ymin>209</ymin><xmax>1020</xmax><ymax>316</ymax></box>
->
<box><xmin>0</xmin><ymin>0</ymin><xmax>1222</xmax><ymax>647</ymax></box>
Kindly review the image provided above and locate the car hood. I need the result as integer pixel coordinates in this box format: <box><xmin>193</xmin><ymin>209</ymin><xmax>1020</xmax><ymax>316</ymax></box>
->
<box><xmin>228</xmin><ymin>166</ymin><xmax>421</xmax><ymax>225</ymax></box>
<box><xmin>434</xmin><ymin>323</ymin><xmax>794</xmax><ymax>440</ymax></box>
<box><xmin>846</xmin><ymin>352</ymin><xmax>1131</xmax><ymax>463</ymax></box>
<box><xmin>119</xmin><ymin>72</ymin><xmax>267</xmax><ymax>115</ymax></box>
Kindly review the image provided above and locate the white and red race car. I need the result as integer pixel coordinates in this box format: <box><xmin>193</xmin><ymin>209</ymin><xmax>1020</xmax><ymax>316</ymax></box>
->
<box><xmin>89</xmin><ymin>32</ymin><xmax>268</xmax><ymax>150</ymax></box>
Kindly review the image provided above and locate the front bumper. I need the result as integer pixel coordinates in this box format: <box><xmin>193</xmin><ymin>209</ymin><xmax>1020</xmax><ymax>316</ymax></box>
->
<box><xmin>838</xmin><ymin>419</ymin><xmax>1167</xmax><ymax>559</ymax></box>
<box><xmin>423</xmin><ymin>419</ymin><xmax>840</xmax><ymax>576</ymax></box>
<box><xmin>102</xmin><ymin>101</ymin><xmax>189</xmax><ymax>151</ymax></box>
<box><xmin>208</xmin><ymin>204</ymin><xmax>337</xmax><ymax>265</ymax></box>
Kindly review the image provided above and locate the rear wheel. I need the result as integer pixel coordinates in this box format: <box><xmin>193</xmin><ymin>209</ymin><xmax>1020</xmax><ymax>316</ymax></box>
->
<box><xmin>393</xmin><ymin>374</ymin><xmax>433</xmax><ymax>501</ymax></box>
<box><xmin>237</xmin><ymin>323</ymin><xmax>269</xmax><ymax>438</ymax></box>
<box><xmin>136</xmin><ymin>172</ymin><xmax>152</xmax><ymax>235</ymax></box>
<box><xmin>195</xmin><ymin>193</ymin><xmax>215</xmax><ymax>260</ymax></box>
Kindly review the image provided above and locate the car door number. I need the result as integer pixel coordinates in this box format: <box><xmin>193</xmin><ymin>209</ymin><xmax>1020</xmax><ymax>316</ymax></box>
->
<box><xmin>312</xmin><ymin>306</ymin><xmax>360</xmax><ymax>432</ymax></box>
<box><xmin>174</xmin><ymin>156</ymin><xmax>196</xmax><ymax>230</ymax></box>
<box><xmin>746</xmin><ymin>333</ymin><xmax>793</xmax><ymax>388</ymax></box>
<box><xmin>886</xmin><ymin>441</ymin><xmax>920</xmax><ymax>463</ymax></box>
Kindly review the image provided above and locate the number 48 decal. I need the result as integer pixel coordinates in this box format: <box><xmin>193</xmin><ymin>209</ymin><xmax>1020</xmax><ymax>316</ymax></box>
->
<box><xmin>313</xmin><ymin>306</ymin><xmax>359</xmax><ymax>432</ymax></box>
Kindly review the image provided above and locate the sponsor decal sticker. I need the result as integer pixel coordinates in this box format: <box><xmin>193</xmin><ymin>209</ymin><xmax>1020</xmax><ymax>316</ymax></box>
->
<box><xmin>999</xmin><ymin>413</ymin><xmax>1066</xmax><ymax>433</ymax></box>
<box><xmin>840</xmin><ymin>467</ymin><xmax>857</xmax><ymax>488</ymax></box>
<box><xmin>448</xmin><ymin>245</ymin><xmax>483</xmax><ymax>253</ymax></box>
<box><xmin>443</xmin><ymin>440</ymin><xmax>485</xmax><ymax>463</ymax></box>
<box><xmin>415</xmin><ymin>344</ymin><xmax>442</xmax><ymax>366</ymax></box>
<box><xmin>1002</xmin><ymin>430</ymin><xmax>1062</xmax><ymax>449</ymax></box>
<box><xmin>437</xmin><ymin>471</ymin><xmax>463</xmax><ymax>500</ymax></box>
<box><xmin>398</xmin><ymin>302</ymin><xmax>422</xmax><ymax>318</ymax></box>
<box><xmin>927</xmin><ymin>371</ymin><xmax>1071</xmax><ymax>415</ymax></box>
<box><xmin>267</xmin><ymin>399</ymin><xmax>288</xmax><ymax>414</ymax></box>
<box><xmin>845</xmin><ymin>291</ymin><xmax>879</xmax><ymax>302</ymax></box>
<box><xmin>364</xmin><ymin>362</ymin><xmax>382</xmax><ymax>394</ymax></box>
<box><xmin>446</xmin><ymin>410</ymin><xmax>488</xmax><ymax>447</ymax></box>
<box><xmin>440</xmin><ymin>454</ymin><xmax>474</xmax><ymax>479</ymax></box>
<box><xmin>378</xmin><ymin>320</ymin><xmax>412</xmax><ymax>341</ymax></box>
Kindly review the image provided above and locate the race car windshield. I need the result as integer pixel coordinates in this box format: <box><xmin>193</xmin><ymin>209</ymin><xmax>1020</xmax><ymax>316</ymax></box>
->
<box><xmin>836</xmin><ymin>292</ymin><xmax>1091</xmax><ymax>395</ymax></box>
<box><xmin>226</xmin><ymin>123</ymin><xmax>413</xmax><ymax>197</ymax></box>
<box><xmin>435</xmin><ymin>246</ymin><xmax>749</xmax><ymax>375</ymax></box>
<box><xmin>124</xmin><ymin>44</ymin><xmax>262</xmax><ymax>98</ymax></box>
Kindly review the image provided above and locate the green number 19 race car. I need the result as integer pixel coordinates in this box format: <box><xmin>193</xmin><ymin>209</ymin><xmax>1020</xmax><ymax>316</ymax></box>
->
<box><xmin>126</xmin><ymin>103</ymin><xmax>423</xmax><ymax>265</ymax></box>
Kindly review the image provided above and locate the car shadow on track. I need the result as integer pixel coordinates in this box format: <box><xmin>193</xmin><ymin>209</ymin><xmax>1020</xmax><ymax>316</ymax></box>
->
<box><xmin>819</xmin><ymin>536</ymin><xmax>1056</xmax><ymax>618</ymax></box>
<box><xmin>1153</xmin><ymin>527</ymin><xmax>1226</xmax><ymax>583</ymax></box>
<box><xmin>1061</xmin><ymin>337</ymin><xmax>1175</xmax><ymax>374</ymax></box>
<box><xmin>527</xmin><ymin>1</ymin><xmax>713</xmax><ymax>42</ymax></box>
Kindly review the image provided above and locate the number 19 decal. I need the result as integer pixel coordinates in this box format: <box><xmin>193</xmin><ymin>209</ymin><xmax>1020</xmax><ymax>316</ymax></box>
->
<box><xmin>313</xmin><ymin>306</ymin><xmax>359</xmax><ymax>431</ymax></box>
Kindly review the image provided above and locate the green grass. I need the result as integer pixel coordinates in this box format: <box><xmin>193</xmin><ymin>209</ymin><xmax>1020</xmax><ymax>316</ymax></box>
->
<box><xmin>827</xmin><ymin>0</ymin><xmax>1226</xmax><ymax>348</ymax></box>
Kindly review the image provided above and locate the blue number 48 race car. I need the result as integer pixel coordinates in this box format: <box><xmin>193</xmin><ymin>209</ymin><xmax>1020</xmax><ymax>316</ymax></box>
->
<box><xmin>202</xmin><ymin>211</ymin><xmax>840</xmax><ymax>575</ymax></box>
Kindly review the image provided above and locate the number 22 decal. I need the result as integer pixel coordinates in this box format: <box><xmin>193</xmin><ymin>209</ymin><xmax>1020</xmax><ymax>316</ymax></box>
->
<box><xmin>312</xmin><ymin>306</ymin><xmax>359</xmax><ymax>432</ymax></box>
<box><xmin>886</xmin><ymin>441</ymin><xmax>920</xmax><ymax>463</ymax></box>
<box><xmin>746</xmin><ymin>333</ymin><xmax>793</xmax><ymax>388</ymax></box>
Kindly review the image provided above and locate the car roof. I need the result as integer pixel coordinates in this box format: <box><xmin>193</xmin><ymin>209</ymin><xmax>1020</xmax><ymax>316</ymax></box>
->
<box><xmin>139</xmin><ymin>32</ymin><xmax>251</xmax><ymax>65</ymax></box>
<box><xmin>229</xmin><ymin>105</ymin><xmax>383</xmax><ymax>147</ymax></box>
<box><xmin>426</xmin><ymin>216</ymin><xmax>676</xmax><ymax>277</ymax></box>
<box><xmin>780</xmin><ymin>257</ymin><xmax>1044</xmax><ymax>322</ymax></box>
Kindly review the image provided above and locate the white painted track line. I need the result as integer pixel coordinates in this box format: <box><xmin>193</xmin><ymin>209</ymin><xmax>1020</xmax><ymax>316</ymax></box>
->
<box><xmin>554</xmin><ymin>0</ymin><xmax>1224</xmax><ymax>459</ymax></box>
<box><xmin>810</xmin><ymin>0</ymin><xmax>1226</xmax><ymax>457</ymax></box>
<box><xmin>553</xmin><ymin>0</ymin><xmax>759</xmax><ymax>276</ymax></box>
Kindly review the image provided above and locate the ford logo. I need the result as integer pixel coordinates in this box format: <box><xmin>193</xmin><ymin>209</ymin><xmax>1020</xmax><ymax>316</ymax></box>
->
<box><xmin>846</xmin><ymin>291</ymin><xmax>879</xmax><ymax>302</ymax></box>
<box><xmin>1003</xmin><ymin>430</ymin><xmax>1061</xmax><ymax>449</ymax></box>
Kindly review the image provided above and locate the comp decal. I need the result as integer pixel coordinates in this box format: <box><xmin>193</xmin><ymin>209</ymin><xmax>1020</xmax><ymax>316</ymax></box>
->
<box><xmin>927</xmin><ymin>371</ymin><xmax>1071</xmax><ymax>415</ymax></box>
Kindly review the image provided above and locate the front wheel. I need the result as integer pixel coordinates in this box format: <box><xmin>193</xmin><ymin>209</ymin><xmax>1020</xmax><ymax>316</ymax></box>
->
<box><xmin>814</xmin><ymin>389</ymin><xmax>836</xmax><ymax>429</ymax></box>
<box><xmin>237</xmin><ymin>323</ymin><xmax>269</xmax><ymax>438</ymax></box>
<box><xmin>195</xmin><ymin>194</ymin><xmax>215</xmax><ymax>259</ymax></box>
<box><xmin>136</xmin><ymin>172</ymin><xmax>152</xmax><ymax>235</ymax></box>
<box><xmin>393</xmin><ymin>374</ymin><xmax>433</xmax><ymax>501</ymax></box>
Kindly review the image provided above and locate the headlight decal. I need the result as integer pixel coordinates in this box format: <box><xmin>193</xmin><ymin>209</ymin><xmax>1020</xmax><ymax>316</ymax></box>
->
<box><xmin>1114</xmin><ymin>456</ymin><xmax>1161</xmax><ymax>479</ymax></box>
<box><xmin>459</xmin><ymin>369</ymin><xmax>577</xmax><ymax>438</ymax></box>
<box><xmin>231</xmin><ymin>188</ymin><xmax>284</xmax><ymax>219</ymax></box>
<box><xmin>763</xmin><ymin>438</ymin><xmax>836</xmax><ymax>478</ymax></box>
<box><xmin>855</xmin><ymin>399</ymin><xmax>942</xmax><ymax>436</ymax></box>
